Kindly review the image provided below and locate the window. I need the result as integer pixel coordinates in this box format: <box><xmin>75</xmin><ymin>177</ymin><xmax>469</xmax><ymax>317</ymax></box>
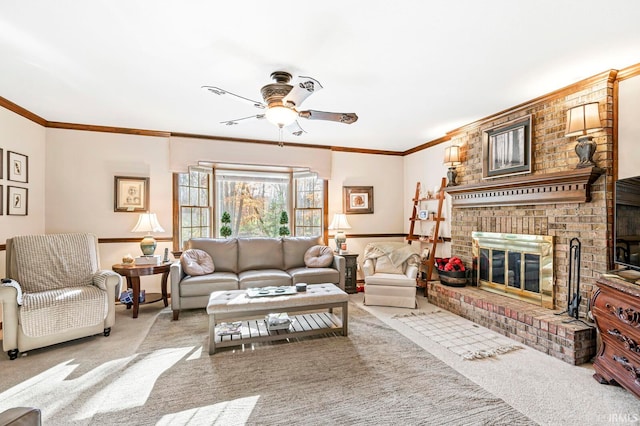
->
<box><xmin>294</xmin><ymin>174</ymin><xmax>324</xmax><ymax>236</ymax></box>
<box><xmin>173</xmin><ymin>166</ymin><xmax>324</xmax><ymax>250</ymax></box>
<box><xmin>175</xmin><ymin>166</ymin><xmax>212</xmax><ymax>250</ymax></box>
<box><xmin>216</xmin><ymin>169</ymin><xmax>290</xmax><ymax>238</ymax></box>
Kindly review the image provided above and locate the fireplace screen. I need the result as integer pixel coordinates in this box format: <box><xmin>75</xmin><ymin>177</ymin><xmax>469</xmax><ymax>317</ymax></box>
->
<box><xmin>473</xmin><ymin>232</ymin><xmax>554</xmax><ymax>308</ymax></box>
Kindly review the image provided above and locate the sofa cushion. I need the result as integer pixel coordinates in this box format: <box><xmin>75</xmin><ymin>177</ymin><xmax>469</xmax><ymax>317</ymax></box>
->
<box><xmin>304</xmin><ymin>245</ymin><xmax>334</xmax><ymax>268</ymax></box>
<box><xmin>20</xmin><ymin>286</ymin><xmax>107</xmax><ymax>337</ymax></box>
<box><xmin>9</xmin><ymin>233</ymin><xmax>100</xmax><ymax>292</ymax></box>
<box><xmin>375</xmin><ymin>255</ymin><xmax>404</xmax><ymax>274</ymax></box>
<box><xmin>179</xmin><ymin>272</ymin><xmax>238</xmax><ymax>296</ymax></box>
<box><xmin>365</xmin><ymin>273</ymin><xmax>415</xmax><ymax>287</ymax></box>
<box><xmin>187</xmin><ymin>238</ymin><xmax>238</xmax><ymax>273</ymax></box>
<box><xmin>180</xmin><ymin>249</ymin><xmax>215</xmax><ymax>276</ymax></box>
<box><xmin>283</xmin><ymin>236</ymin><xmax>324</xmax><ymax>269</ymax></box>
<box><xmin>238</xmin><ymin>269</ymin><xmax>292</xmax><ymax>289</ymax></box>
<box><xmin>288</xmin><ymin>267</ymin><xmax>340</xmax><ymax>285</ymax></box>
<box><xmin>238</xmin><ymin>238</ymin><xmax>284</xmax><ymax>271</ymax></box>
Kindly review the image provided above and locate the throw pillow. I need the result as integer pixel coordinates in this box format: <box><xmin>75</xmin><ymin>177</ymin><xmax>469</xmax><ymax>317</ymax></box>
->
<box><xmin>304</xmin><ymin>245</ymin><xmax>334</xmax><ymax>268</ymax></box>
<box><xmin>375</xmin><ymin>255</ymin><xmax>404</xmax><ymax>274</ymax></box>
<box><xmin>180</xmin><ymin>249</ymin><xmax>215</xmax><ymax>276</ymax></box>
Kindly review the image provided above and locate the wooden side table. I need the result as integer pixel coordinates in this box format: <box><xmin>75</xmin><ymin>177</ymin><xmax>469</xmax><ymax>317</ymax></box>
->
<box><xmin>341</xmin><ymin>253</ymin><xmax>359</xmax><ymax>294</ymax></box>
<box><xmin>112</xmin><ymin>263</ymin><xmax>171</xmax><ymax>318</ymax></box>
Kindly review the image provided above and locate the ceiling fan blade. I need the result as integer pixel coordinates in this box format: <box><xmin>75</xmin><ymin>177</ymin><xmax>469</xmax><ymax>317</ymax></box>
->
<box><xmin>284</xmin><ymin>120</ymin><xmax>306</xmax><ymax>136</ymax></box>
<box><xmin>298</xmin><ymin>110</ymin><xmax>358</xmax><ymax>124</ymax></box>
<box><xmin>202</xmin><ymin>86</ymin><xmax>266</xmax><ymax>109</ymax></box>
<box><xmin>283</xmin><ymin>76</ymin><xmax>323</xmax><ymax>108</ymax></box>
<box><xmin>220</xmin><ymin>114</ymin><xmax>265</xmax><ymax>126</ymax></box>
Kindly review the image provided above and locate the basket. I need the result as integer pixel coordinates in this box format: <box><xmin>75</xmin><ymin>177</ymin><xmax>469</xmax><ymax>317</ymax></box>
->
<box><xmin>437</xmin><ymin>269</ymin><xmax>468</xmax><ymax>287</ymax></box>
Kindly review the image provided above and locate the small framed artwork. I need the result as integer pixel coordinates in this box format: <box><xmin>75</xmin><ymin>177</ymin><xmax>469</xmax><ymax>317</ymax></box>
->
<box><xmin>343</xmin><ymin>186</ymin><xmax>374</xmax><ymax>214</ymax></box>
<box><xmin>7</xmin><ymin>151</ymin><xmax>28</xmax><ymax>183</ymax></box>
<box><xmin>418</xmin><ymin>210</ymin><xmax>428</xmax><ymax>220</ymax></box>
<box><xmin>114</xmin><ymin>176</ymin><xmax>149</xmax><ymax>212</ymax></box>
<box><xmin>482</xmin><ymin>115</ymin><xmax>532</xmax><ymax>179</ymax></box>
<box><xmin>7</xmin><ymin>186</ymin><xmax>28</xmax><ymax>216</ymax></box>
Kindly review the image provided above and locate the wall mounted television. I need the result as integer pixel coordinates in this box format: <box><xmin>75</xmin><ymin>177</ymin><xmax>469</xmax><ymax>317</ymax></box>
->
<box><xmin>614</xmin><ymin>175</ymin><xmax>640</xmax><ymax>272</ymax></box>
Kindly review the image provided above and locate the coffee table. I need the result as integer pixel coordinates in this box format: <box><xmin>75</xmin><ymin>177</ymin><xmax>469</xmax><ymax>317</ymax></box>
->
<box><xmin>206</xmin><ymin>283</ymin><xmax>349</xmax><ymax>354</ymax></box>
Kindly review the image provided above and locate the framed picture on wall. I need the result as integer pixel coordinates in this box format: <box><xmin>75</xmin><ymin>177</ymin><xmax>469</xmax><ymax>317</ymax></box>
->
<box><xmin>343</xmin><ymin>186</ymin><xmax>374</xmax><ymax>214</ymax></box>
<box><xmin>482</xmin><ymin>115</ymin><xmax>532</xmax><ymax>179</ymax></box>
<box><xmin>7</xmin><ymin>186</ymin><xmax>28</xmax><ymax>216</ymax></box>
<box><xmin>7</xmin><ymin>150</ymin><xmax>28</xmax><ymax>183</ymax></box>
<box><xmin>114</xmin><ymin>176</ymin><xmax>149</xmax><ymax>212</ymax></box>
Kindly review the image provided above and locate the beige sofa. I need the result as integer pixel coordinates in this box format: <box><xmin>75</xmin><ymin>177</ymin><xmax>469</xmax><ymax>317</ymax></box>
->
<box><xmin>170</xmin><ymin>236</ymin><xmax>345</xmax><ymax>320</ymax></box>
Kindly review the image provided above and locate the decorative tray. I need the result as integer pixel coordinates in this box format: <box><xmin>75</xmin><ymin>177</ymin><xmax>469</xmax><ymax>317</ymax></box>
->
<box><xmin>246</xmin><ymin>286</ymin><xmax>298</xmax><ymax>298</ymax></box>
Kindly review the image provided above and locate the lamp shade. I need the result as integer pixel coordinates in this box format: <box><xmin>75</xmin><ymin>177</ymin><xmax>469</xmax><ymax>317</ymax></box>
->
<box><xmin>328</xmin><ymin>213</ymin><xmax>351</xmax><ymax>230</ymax></box>
<box><xmin>265</xmin><ymin>105</ymin><xmax>298</xmax><ymax>127</ymax></box>
<box><xmin>131</xmin><ymin>213</ymin><xmax>165</xmax><ymax>233</ymax></box>
<box><xmin>565</xmin><ymin>103</ymin><xmax>602</xmax><ymax>137</ymax></box>
<box><xmin>443</xmin><ymin>146</ymin><xmax>461</xmax><ymax>166</ymax></box>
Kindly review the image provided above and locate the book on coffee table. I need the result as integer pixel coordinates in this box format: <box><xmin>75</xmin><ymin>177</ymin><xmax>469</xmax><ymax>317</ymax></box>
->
<box><xmin>217</xmin><ymin>321</ymin><xmax>242</xmax><ymax>336</ymax></box>
<box><xmin>246</xmin><ymin>286</ymin><xmax>297</xmax><ymax>298</ymax></box>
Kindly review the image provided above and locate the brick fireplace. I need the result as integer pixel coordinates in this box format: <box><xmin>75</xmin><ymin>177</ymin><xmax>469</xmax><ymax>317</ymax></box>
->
<box><xmin>423</xmin><ymin>71</ymin><xmax>615</xmax><ymax>365</ymax></box>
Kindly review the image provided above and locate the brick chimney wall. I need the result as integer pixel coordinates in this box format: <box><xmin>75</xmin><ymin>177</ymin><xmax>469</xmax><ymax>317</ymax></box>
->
<box><xmin>447</xmin><ymin>72</ymin><xmax>615</xmax><ymax>315</ymax></box>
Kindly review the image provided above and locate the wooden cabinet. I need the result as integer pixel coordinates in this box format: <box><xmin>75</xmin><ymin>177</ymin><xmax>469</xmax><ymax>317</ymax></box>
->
<box><xmin>591</xmin><ymin>274</ymin><xmax>640</xmax><ymax>399</ymax></box>
<box><xmin>407</xmin><ymin>178</ymin><xmax>446</xmax><ymax>286</ymax></box>
<box><xmin>342</xmin><ymin>253</ymin><xmax>359</xmax><ymax>294</ymax></box>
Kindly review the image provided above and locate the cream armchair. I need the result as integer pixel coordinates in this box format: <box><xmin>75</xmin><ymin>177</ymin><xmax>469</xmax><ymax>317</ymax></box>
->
<box><xmin>362</xmin><ymin>242</ymin><xmax>420</xmax><ymax>308</ymax></box>
<box><xmin>0</xmin><ymin>233</ymin><xmax>121</xmax><ymax>360</ymax></box>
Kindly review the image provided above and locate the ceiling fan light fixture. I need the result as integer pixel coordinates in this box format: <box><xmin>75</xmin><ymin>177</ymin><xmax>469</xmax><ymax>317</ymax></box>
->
<box><xmin>265</xmin><ymin>105</ymin><xmax>298</xmax><ymax>127</ymax></box>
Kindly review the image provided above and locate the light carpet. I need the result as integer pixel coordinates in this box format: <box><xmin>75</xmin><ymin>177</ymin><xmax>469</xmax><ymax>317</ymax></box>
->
<box><xmin>393</xmin><ymin>310</ymin><xmax>523</xmax><ymax>360</ymax></box>
<box><xmin>0</xmin><ymin>304</ymin><xmax>534</xmax><ymax>425</ymax></box>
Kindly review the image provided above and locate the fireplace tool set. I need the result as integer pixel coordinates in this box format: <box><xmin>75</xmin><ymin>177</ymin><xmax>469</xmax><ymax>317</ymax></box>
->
<box><xmin>556</xmin><ymin>237</ymin><xmax>593</xmax><ymax>327</ymax></box>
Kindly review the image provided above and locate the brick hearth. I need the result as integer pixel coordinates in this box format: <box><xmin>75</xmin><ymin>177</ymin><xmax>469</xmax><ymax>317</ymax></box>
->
<box><xmin>426</xmin><ymin>282</ymin><xmax>597</xmax><ymax>365</ymax></box>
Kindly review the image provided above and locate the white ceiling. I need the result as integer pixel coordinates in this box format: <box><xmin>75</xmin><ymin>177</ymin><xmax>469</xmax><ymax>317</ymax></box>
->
<box><xmin>1</xmin><ymin>1</ymin><xmax>640</xmax><ymax>152</ymax></box>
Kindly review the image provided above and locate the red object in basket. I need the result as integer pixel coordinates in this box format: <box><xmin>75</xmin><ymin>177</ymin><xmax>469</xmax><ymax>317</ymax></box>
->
<box><xmin>436</xmin><ymin>256</ymin><xmax>466</xmax><ymax>272</ymax></box>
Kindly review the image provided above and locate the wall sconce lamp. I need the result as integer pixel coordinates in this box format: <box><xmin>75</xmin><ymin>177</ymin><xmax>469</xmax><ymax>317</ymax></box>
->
<box><xmin>443</xmin><ymin>145</ymin><xmax>461</xmax><ymax>187</ymax></box>
<box><xmin>131</xmin><ymin>213</ymin><xmax>165</xmax><ymax>255</ymax></box>
<box><xmin>565</xmin><ymin>102</ymin><xmax>602</xmax><ymax>168</ymax></box>
<box><xmin>328</xmin><ymin>213</ymin><xmax>351</xmax><ymax>252</ymax></box>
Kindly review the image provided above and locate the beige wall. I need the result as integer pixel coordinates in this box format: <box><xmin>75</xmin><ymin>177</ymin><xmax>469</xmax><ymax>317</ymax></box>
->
<box><xmin>39</xmin><ymin>130</ymin><xmax>405</xmax><ymax>290</ymax></box>
<box><xmin>0</xmin><ymin>108</ymin><xmax>47</xmax><ymax>276</ymax></box>
<box><xmin>403</xmin><ymin>142</ymin><xmax>453</xmax><ymax>259</ymax></box>
<box><xmin>329</xmin><ymin>151</ymin><xmax>405</xmax><ymax>279</ymax></box>
<box><xmin>44</xmin><ymin>129</ymin><xmax>173</xmax><ymax>292</ymax></box>
<box><xmin>618</xmin><ymin>75</ymin><xmax>640</xmax><ymax>179</ymax></box>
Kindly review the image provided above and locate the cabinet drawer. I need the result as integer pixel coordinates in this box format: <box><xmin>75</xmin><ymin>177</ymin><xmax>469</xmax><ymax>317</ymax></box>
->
<box><xmin>596</xmin><ymin>337</ymin><xmax>640</xmax><ymax>394</ymax></box>
<box><xmin>596</xmin><ymin>313</ymin><xmax>640</xmax><ymax>364</ymax></box>
<box><xmin>593</xmin><ymin>292</ymin><xmax>640</xmax><ymax>330</ymax></box>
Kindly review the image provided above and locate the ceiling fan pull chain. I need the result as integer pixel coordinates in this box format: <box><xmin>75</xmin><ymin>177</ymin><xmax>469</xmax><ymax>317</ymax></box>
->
<box><xmin>278</xmin><ymin>126</ymin><xmax>284</xmax><ymax>147</ymax></box>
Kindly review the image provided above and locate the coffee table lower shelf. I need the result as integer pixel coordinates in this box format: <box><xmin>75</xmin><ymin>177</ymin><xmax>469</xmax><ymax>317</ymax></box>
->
<box><xmin>211</xmin><ymin>312</ymin><xmax>344</xmax><ymax>354</ymax></box>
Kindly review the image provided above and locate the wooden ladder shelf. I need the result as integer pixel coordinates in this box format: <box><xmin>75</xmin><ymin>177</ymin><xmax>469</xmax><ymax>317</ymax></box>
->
<box><xmin>407</xmin><ymin>177</ymin><xmax>446</xmax><ymax>285</ymax></box>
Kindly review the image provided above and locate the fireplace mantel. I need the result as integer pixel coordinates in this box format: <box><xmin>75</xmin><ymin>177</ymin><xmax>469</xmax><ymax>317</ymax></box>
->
<box><xmin>446</xmin><ymin>167</ymin><xmax>605</xmax><ymax>208</ymax></box>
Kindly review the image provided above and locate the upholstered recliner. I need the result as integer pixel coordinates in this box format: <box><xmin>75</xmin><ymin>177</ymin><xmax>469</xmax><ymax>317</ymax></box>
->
<box><xmin>0</xmin><ymin>233</ymin><xmax>121</xmax><ymax>360</ymax></box>
<box><xmin>362</xmin><ymin>242</ymin><xmax>420</xmax><ymax>308</ymax></box>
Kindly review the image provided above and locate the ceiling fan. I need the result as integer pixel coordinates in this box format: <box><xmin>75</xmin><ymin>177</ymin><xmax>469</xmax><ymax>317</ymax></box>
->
<box><xmin>202</xmin><ymin>71</ymin><xmax>358</xmax><ymax>137</ymax></box>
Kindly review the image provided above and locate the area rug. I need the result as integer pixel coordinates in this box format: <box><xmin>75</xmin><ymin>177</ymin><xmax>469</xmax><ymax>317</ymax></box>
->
<box><xmin>393</xmin><ymin>310</ymin><xmax>523</xmax><ymax>360</ymax></box>
<box><xmin>0</xmin><ymin>304</ymin><xmax>534</xmax><ymax>425</ymax></box>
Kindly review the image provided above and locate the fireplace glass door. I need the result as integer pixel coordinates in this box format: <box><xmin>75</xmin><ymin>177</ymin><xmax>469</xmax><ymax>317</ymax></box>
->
<box><xmin>473</xmin><ymin>232</ymin><xmax>554</xmax><ymax>308</ymax></box>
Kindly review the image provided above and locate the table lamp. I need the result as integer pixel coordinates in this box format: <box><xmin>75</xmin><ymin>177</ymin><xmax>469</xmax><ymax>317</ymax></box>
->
<box><xmin>328</xmin><ymin>213</ymin><xmax>351</xmax><ymax>252</ymax></box>
<box><xmin>131</xmin><ymin>213</ymin><xmax>165</xmax><ymax>255</ymax></box>
<box><xmin>565</xmin><ymin>102</ymin><xmax>602</xmax><ymax>168</ymax></box>
<box><xmin>443</xmin><ymin>145</ymin><xmax>461</xmax><ymax>187</ymax></box>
